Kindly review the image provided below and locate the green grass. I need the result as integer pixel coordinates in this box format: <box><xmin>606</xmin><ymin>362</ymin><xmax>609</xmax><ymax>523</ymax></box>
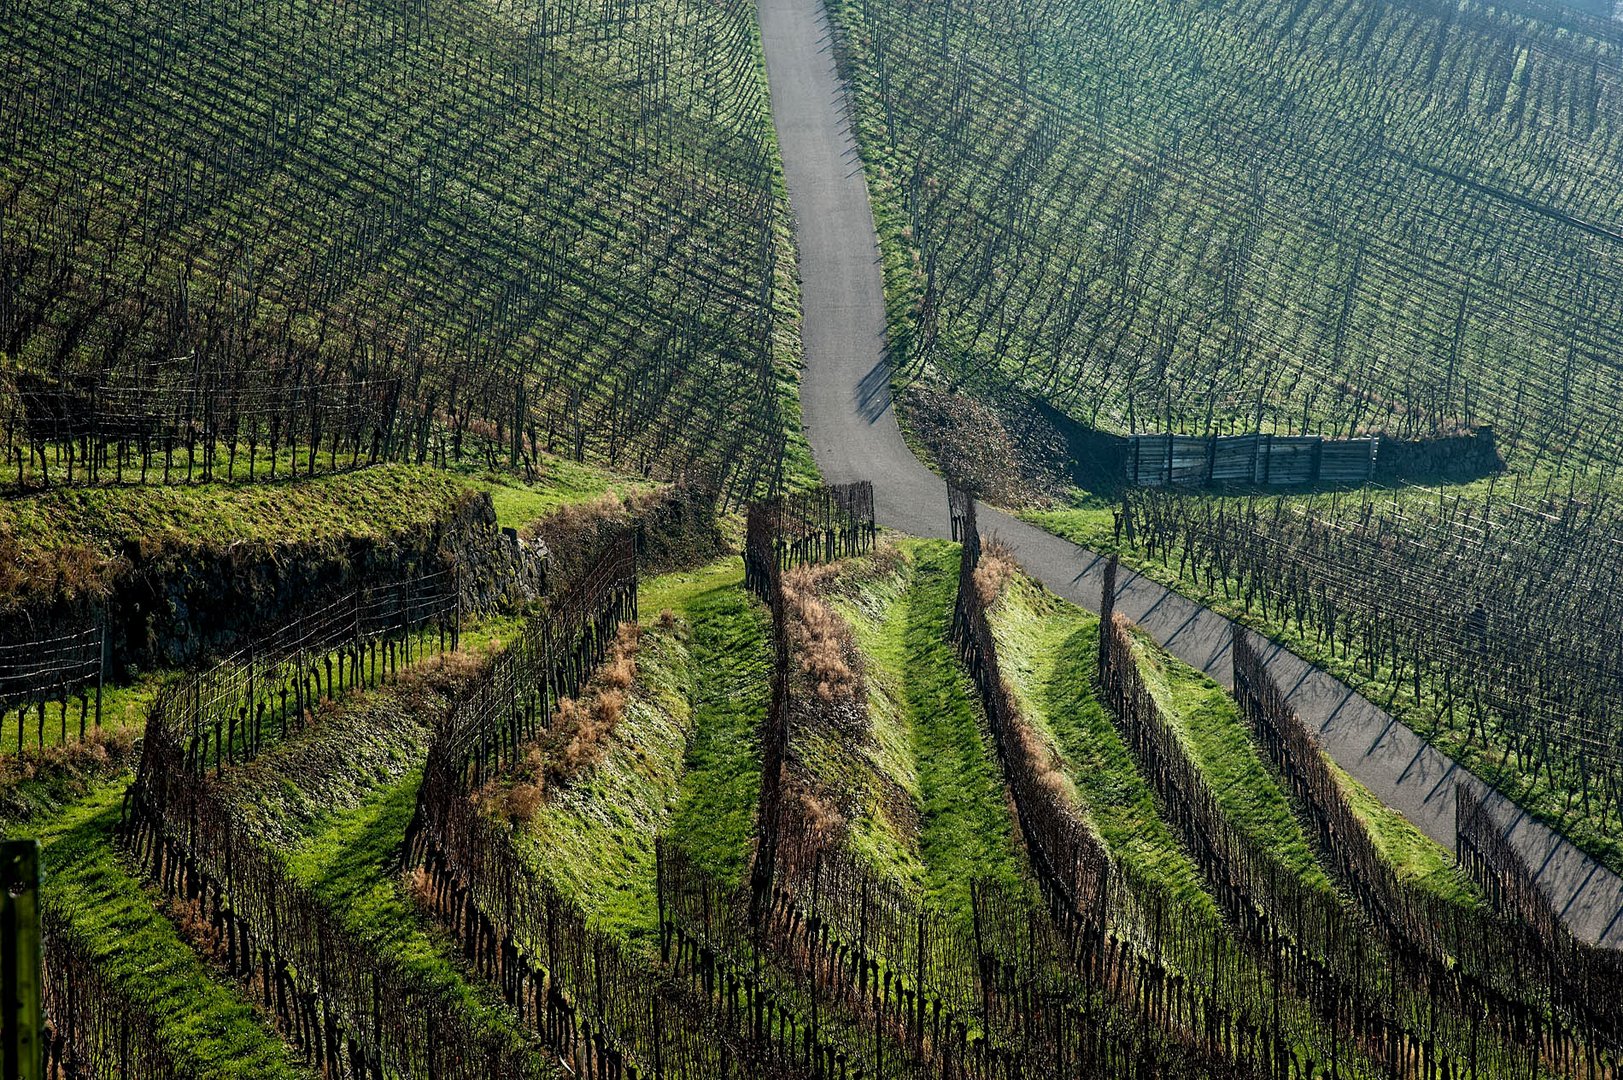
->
<box><xmin>1034</xmin><ymin>506</ymin><xmax>1537</xmax><ymax>900</ymax></box>
<box><xmin>466</xmin><ymin>454</ymin><xmax>657</xmax><ymax>532</ymax></box>
<box><xmin>1124</xmin><ymin>620</ymin><xmax>1481</xmax><ymax>965</ymax></box>
<box><xmin>1127</xmin><ymin>630</ymin><xmax>1331</xmax><ymax>891</ymax></box>
<box><xmin>517</xmin><ymin>623</ymin><xmax>692</xmax><ymax>951</ymax></box>
<box><xmin>37</xmin><ymin>785</ymin><xmax>312</xmax><ymax>1080</ymax></box>
<box><xmin>790</xmin><ymin>549</ymin><xmax>925</xmax><ymax>890</ymax></box>
<box><xmin>1326</xmin><ymin>757</ymin><xmax>1481</xmax><ymax>908</ymax></box>
<box><xmin>836</xmin><ymin>540</ymin><xmax>1027</xmax><ymax>920</ymax></box>
<box><xmin>652</xmin><ymin>558</ymin><xmax>771</xmax><ymax>888</ymax></box>
<box><xmin>285</xmin><ymin>775</ymin><xmax>554</xmax><ymax>1073</ymax></box>
<box><xmin>983</xmin><ymin>571</ymin><xmax>1378</xmax><ymax>1072</ymax></box>
<box><xmin>988</xmin><ymin>573</ymin><xmax>1217</xmax><ymax>919</ymax></box>
<box><xmin>1</xmin><ymin>464</ymin><xmax>473</xmax><ymax>563</ymax></box>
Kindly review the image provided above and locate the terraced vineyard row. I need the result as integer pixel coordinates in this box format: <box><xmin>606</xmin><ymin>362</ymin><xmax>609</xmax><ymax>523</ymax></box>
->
<box><xmin>1122</xmin><ymin>478</ymin><xmax>1623</xmax><ymax>874</ymax></box>
<box><xmin>0</xmin><ymin>0</ymin><xmax>800</xmax><ymax>498</ymax></box>
<box><xmin>833</xmin><ymin>0</ymin><xmax>1623</xmax><ymax>467</ymax></box>
<box><xmin>21</xmin><ymin>477</ymin><xmax>1622</xmax><ymax>1077</ymax></box>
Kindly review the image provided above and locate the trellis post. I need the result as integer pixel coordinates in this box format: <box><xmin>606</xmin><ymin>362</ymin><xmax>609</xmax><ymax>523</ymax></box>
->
<box><xmin>1</xmin><ymin>839</ymin><xmax>43</xmax><ymax>1080</ymax></box>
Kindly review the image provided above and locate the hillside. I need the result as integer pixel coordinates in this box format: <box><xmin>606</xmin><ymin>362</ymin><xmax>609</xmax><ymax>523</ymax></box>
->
<box><xmin>834</xmin><ymin>0</ymin><xmax>1623</xmax><ymax>468</ymax></box>
<box><xmin>6</xmin><ymin>0</ymin><xmax>1623</xmax><ymax>1072</ymax></box>
<box><xmin>1</xmin><ymin>0</ymin><xmax>809</xmax><ymax>497</ymax></box>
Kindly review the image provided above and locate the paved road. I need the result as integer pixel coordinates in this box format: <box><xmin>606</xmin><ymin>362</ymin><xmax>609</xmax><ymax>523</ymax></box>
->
<box><xmin>756</xmin><ymin>0</ymin><xmax>1623</xmax><ymax>946</ymax></box>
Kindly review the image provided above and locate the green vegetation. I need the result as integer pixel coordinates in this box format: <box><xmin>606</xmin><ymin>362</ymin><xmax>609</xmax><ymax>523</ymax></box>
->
<box><xmin>37</xmin><ymin>788</ymin><xmax>311</xmax><ymax>1080</ymax></box>
<box><xmin>2</xmin><ymin>0</ymin><xmax>806</xmax><ymax>495</ymax></box>
<box><xmin>1327</xmin><ymin>756</ymin><xmax>1482</xmax><ymax>907</ymax></box>
<box><xmin>833</xmin><ymin>540</ymin><xmax>1026</xmax><ymax>919</ymax></box>
<box><xmin>836</xmin><ymin>0</ymin><xmax>1623</xmax><ymax>469</ymax></box>
<box><xmin>285</xmin><ymin>775</ymin><xmax>551</xmax><ymax>1072</ymax></box>
<box><xmin>647</xmin><ymin>559</ymin><xmax>772</xmax><ymax>888</ymax></box>
<box><xmin>1036</xmin><ymin>499</ymin><xmax>1622</xmax><ymax>882</ymax></box>
<box><xmin>988</xmin><ymin>574</ymin><xmax>1217</xmax><ymax>916</ymax></box>
<box><xmin>515</xmin><ymin>624</ymin><xmax>692</xmax><ymax>950</ymax></box>
<box><xmin>1128</xmin><ymin>630</ymin><xmax>1331</xmax><ymax>891</ymax></box>
<box><xmin>0</xmin><ymin>465</ymin><xmax>473</xmax><ymax>583</ymax></box>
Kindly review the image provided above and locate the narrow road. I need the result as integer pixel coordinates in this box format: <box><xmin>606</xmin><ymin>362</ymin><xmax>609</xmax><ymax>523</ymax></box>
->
<box><xmin>755</xmin><ymin>0</ymin><xmax>1623</xmax><ymax>946</ymax></box>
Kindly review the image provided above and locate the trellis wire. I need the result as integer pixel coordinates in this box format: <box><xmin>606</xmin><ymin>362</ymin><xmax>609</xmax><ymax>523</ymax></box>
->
<box><xmin>142</xmin><ymin>565</ymin><xmax>460</xmax><ymax>777</ymax></box>
<box><xmin>5</xmin><ymin>363</ymin><xmax>403</xmax><ymax>490</ymax></box>
<box><xmin>0</xmin><ymin>621</ymin><xmax>106</xmax><ymax>756</ymax></box>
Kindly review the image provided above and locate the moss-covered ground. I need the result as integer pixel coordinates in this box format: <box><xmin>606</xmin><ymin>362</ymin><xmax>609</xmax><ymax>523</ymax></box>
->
<box><xmin>652</xmin><ymin>559</ymin><xmax>773</xmax><ymax>891</ymax></box>
<box><xmin>36</xmin><ymin>786</ymin><xmax>313</xmax><ymax>1079</ymax></box>
<box><xmin>829</xmin><ymin>540</ymin><xmax>1026</xmax><ymax>922</ymax></box>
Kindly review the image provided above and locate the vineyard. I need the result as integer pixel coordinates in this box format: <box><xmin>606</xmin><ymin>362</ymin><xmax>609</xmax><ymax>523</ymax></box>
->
<box><xmin>836</xmin><ymin>0</ymin><xmax>1623</xmax><ymax>913</ymax></box>
<box><xmin>1043</xmin><ymin>478</ymin><xmax>1623</xmax><ymax>879</ymax></box>
<box><xmin>8</xmin><ymin>0</ymin><xmax>1623</xmax><ymax>1068</ymax></box>
<box><xmin>3</xmin><ymin>455</ymin><xmax>1620</xmax><ymax>1077</ymax></box>
<box><xmin>831</xmin><ymin>0</ymin><xmax>1623</xmax><ymax>471</ymax></box>
<box><xmin>0</xmin><ymin>0</ymin><xmax>807</xmax><ymax>500</ymax></box>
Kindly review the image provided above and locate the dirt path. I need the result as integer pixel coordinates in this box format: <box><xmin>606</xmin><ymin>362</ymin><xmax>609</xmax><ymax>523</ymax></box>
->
<box><xmin>755</xmin><ymin>0</ymin><xmax>1623</xmax><ymax>945</ymax></box>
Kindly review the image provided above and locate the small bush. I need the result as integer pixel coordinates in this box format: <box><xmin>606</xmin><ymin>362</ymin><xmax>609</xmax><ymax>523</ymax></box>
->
<box><xmin>972</xmin><ymin>538</ymin><xmax>1017</xmax><ymax>607</ymax></box>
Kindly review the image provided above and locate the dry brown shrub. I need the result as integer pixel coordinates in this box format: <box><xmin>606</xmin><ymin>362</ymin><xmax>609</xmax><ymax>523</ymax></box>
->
<box><xmin>973</xmin><ymin>539</ymin><xmax>1017</xmax><ymax>607</ymax></box>
<box><xmin>402</xmin><ymin>865</ymin><xmax>437</xmax><ymax>911</ymax></box>
<box><xmin>786</xmin><ymin>783</ymin><xmax>846</xmax><ymax>846</ymax></box>
<box><xmin>657</xmin><ymin>608</ymin><xmax>678</xmax><ymax>630</ymax></box>
<box><xmin>781</xmin><ymin>570</ymin><xmax>858</xmax><ymax>703</ymax></box>
<box><xmin>597</xmin><ymin>624</ymin><xmax>640</xmax><ymax>690</ymax></box>
<box><xmin>504</xmin><ymin>781</ymin><xmax>544</xmax><ymax>824</ymax></box>
<box><xmin>165</xmin><ymin>897</ymin><xmax>228</xmax><ymax>965</ymax></box>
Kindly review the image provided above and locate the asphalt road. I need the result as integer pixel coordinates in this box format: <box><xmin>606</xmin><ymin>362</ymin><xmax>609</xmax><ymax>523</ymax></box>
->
<box><xmin>754</xmin><ymin>0</ymin><xmax>1623</xmax><ymax>946</ymax></box>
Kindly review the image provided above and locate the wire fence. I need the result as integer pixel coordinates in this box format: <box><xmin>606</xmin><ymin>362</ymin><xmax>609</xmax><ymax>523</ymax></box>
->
<box><xmin>3</xmin><ymin>362</ymin><xmax>407</xmax><ymax>490</ymax></box>
<box><xmin>0</xmin><ymin>622</ymin><xmax>106</xmax><ymax>756</ymax></box>
<box><xmin>142</xmin><ymin>565</ymin><xmax>460</xmax><ymax>777</ymax></box>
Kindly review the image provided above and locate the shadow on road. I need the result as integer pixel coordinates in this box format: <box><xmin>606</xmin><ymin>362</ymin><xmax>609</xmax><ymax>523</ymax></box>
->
<box><xmin>857</xmin><ymin>360</ymin><xmax>893</xmax><ymax>422</ymax></box>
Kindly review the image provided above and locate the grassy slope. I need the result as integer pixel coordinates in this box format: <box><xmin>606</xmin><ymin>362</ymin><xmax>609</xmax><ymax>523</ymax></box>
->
<box><xmin>205</xmin><ymin>628</ymin><xmax>556</xmax><ymax>1071</ymax></box>
<box><xmin>463</xmin><ymin>454</ymin><xmax>659</xmax><ymax>532</ymax></box>
<box><xmin>285</xmin><ymin>775</ymin><xmax>553</xmax><ymax>1072</ymax></box>
<box><xmin>517</xmin><ymin>622</ymin><xmax>692</xmax><ymax>951</ymax></box>
<box><xmin>1327</xmin><ymin>756</ymin><xmax>1481</xmax><ymax>906</ymax></box>
<box><xmin>1</xmin><ymin>464</ymin><xmax>470</xmax><ymax>562</ymax></box>
<box><xmin>1128</xmin><ymin>630</ymin><xmax>1331</xmax><ymax>891</ymax></box>
<box><xmin>988</xmin><ymin>572</ymin><xmax>1389</xmax><ymax>1072</ymax></box>
<box><xmin>1033</xmin><ymin>499</ymin><xmax>1623</xmax><ymax>881</ymax></box>
<box><xmin>38</xmin><ymin>787</ymin><xmax>311</xmax><ymax>1080</ymax></box>
<box><xmin>833</xmin><ymin>540</ymin><xmax>1026</xmax><ymax>920</ymax></box>
<box><xmin>648</xmin><ymin>559</ymin><xmax>773</xmax><ymax>890</ymax></box>
<box><xmin>988</xmin><ymin>574</ymin><xmax>1217</xmax><ymax>918</ymax></box>
<box><xmin>12</xmin><ymin>467</ymin><xmax>627</xmax><ymax>1074</ymax></box>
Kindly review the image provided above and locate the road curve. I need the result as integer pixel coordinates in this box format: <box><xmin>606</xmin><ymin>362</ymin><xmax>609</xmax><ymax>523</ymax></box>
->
<box><xmin>754</xmin><ymin>0</ymin><xmax>1623</xmax><ymax>946</ymax></box>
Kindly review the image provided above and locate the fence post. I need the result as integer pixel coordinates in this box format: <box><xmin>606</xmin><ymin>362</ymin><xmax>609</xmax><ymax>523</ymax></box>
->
<box><xmin>95</xmin><ymin>618</ymin><xmax>107</xmax><ymax>733</ymax></box>
<box><xmin>1</xmin><ymin>839</ymin><xmax>43</xmax><ymax>1080</ymax></box>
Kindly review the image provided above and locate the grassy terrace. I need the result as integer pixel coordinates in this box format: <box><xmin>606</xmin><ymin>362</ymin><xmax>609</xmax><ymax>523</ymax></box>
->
<box><xmin>826</xmin><ymin>539</ymin><xmax>1026</xmax><ymax>921</ymax></box>
<box><xmin>458</xmin><ymin>557</ymin><xmax>772</xmax><ymax>951</ymax></box>
<box><xmin>286</xmin><ymin>774</ymin><xmax>554</xmax><ymax>1074</ymax></box>
<box><xmin>982</xmin><ymin>568</ymin><xmax>1383</xmax><ymax>1072</ymax></box>
<box><xmin>0</xmin><ymin>464</ymin><xmax>473</xmax><ymax>605</ymax></box>
<box><xmin>37</xmin><ymin>787</ymin><xmax>312</xmax><ymax>1080</ymax></box>
<box><xmin>184</xmin><ymin>627</ymin><xmax>554</xmax><ymax>1074</ymax></box>
<box><xmin>1128</xmin><ymin>628</ymin><xmax>1332</xmax><ymax>892</ymax></box>
<box><xmin>1031</xmin><ymin>497</ymin><xmax>1604</xmax><ymax>884</ymax></box>
<box><xmin>987</xmin><ymin>573</ymin><xmax>1218</xmax><ymax>916</ymax></box>
<box><xmin>512</xmin><ymin>619</ymin><xmax>695</xmax><ymax>950</ymax></box>
<box><xmin>647</xmin><ymin>558</ymin><xmax>774</xmax><ymax>892</ymax></box>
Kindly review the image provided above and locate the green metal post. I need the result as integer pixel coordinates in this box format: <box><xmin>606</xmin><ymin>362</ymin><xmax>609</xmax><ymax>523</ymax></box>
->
<box><xmin>1</xmin><ymin>839</ymin><xmax>43</xmax><ymax>1080</ymax></box>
